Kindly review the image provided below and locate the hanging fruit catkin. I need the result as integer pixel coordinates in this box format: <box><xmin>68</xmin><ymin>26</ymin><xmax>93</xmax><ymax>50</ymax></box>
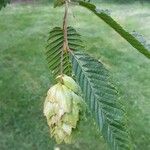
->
<box><xmin>43</xmin><ymin>74</ymin><xmax>84</xmax><ymax>144</ymax></box>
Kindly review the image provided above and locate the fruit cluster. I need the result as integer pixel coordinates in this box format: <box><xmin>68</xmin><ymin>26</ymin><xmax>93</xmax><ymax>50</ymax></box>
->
<box><xmin>44</xmin><ymin>75</ymin><xmax>84</xmax><ymax>143</ymax></box>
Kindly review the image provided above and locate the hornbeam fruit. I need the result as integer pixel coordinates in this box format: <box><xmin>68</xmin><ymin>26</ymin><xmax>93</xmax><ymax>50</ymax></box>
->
<box><xmin>44</xmin><ymin>74</ymin><xmax>84</xmax><ymax>144</ymax></box>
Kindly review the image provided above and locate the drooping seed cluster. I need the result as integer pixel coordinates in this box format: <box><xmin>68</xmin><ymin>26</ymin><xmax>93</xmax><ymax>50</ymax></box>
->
<box><xmin>44</xmin><ymin>75</ymin><xmax>84</xmax><ymax>143</ymax></box>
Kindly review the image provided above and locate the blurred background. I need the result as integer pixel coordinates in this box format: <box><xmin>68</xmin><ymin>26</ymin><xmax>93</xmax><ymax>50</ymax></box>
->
<box><xmin>0</xmin><ymin>0</ymin><xmax>150</xmax><ymax>150</ymax></box>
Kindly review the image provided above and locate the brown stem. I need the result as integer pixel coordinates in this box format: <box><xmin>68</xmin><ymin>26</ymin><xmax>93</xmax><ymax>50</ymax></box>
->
<box><xmin>60</xmin><ymin>0</ymin><xmax>70</xmax><ymax>77</ymax></box>
<box><xmin>63</xmin><ymin>0</ymin><xmax>70</xmax><ymax>52</ymax></box>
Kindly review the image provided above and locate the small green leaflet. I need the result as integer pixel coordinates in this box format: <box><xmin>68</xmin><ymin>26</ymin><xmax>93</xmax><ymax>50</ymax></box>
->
<box><xmin>46</xmin><ymin>26</ymin><xmax>83</xmax><ymax>77</ymax></box>
<box><xmin>79</xmin><ymin>1</ymin><xmax>150</xmax><ymax>59</ymax></box>
<box><xmin>70</xmin><ymin>50</ymin><xmax>131</xmax><ymax>150</ymax></box>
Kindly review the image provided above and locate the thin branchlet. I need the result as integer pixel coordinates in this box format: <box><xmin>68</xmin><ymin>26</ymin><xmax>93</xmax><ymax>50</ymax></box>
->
<box><xmin>63</xmin><ymin>0</ymin><xmax>70</xmax><ymax>52</ymax></box>
<box><xmin>60</xmin><ymin>0</ymin><xmax>70</xmax><ymax>77</ymax></box>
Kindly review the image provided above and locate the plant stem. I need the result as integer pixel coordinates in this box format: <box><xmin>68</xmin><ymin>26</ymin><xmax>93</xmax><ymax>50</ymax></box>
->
<box><xmin>63</xmin><ymin>0</ymin><xmax>70</xmax><ymax>52</ymax></box>
<box><xmin>60</xmin><ymin>0</ymin><xmax>70</xmax><ymax>76</ymax></box>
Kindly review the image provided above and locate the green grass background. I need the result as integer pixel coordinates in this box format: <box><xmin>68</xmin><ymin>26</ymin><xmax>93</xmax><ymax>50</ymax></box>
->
<box><xmin>0</xmin><ymin>2</ymin><xmax>150</xmax><ymax>150</ymax></box>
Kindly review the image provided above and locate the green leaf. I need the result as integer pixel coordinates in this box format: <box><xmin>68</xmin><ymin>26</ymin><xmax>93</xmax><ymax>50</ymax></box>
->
<box><xmin>79</xmin><ymin>1</ymin><xmax>150</xmax><ymax>59</ymax></box>
<box><xmin>0</xmin><ymin>0</ymin><xmax>10</xmax><ymax>10</ymax></box>
<box><xmin>70</xmin><ymin>50</ymin><xmax>131</xmax><ymax>150</ymax></box>
<box><xmin>46</xmin><ymin>26</ymin><xmax>83</xmax><ymax>77</ymax></box>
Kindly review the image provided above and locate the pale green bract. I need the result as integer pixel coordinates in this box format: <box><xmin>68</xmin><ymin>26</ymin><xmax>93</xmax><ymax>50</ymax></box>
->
<box><xmin>44</xmin><ymin>74</ymin><xmax>84</xmax><ymax>144</ymax></box>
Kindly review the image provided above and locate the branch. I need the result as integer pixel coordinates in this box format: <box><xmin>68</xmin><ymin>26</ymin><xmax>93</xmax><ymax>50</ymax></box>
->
<box><xmin>79</xmin><ymin>1</ymin><xmax>150</xmax><ymax>59</ymax></box>
<box><xmin>61</xmin><ymin>0</ymin><xmax>70</xmax><ymax>76</ymax></box>
<box><xmin>63</xmin><ymin>0</ymin><xmax>70</xmax><ymax>52</ymax></box>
